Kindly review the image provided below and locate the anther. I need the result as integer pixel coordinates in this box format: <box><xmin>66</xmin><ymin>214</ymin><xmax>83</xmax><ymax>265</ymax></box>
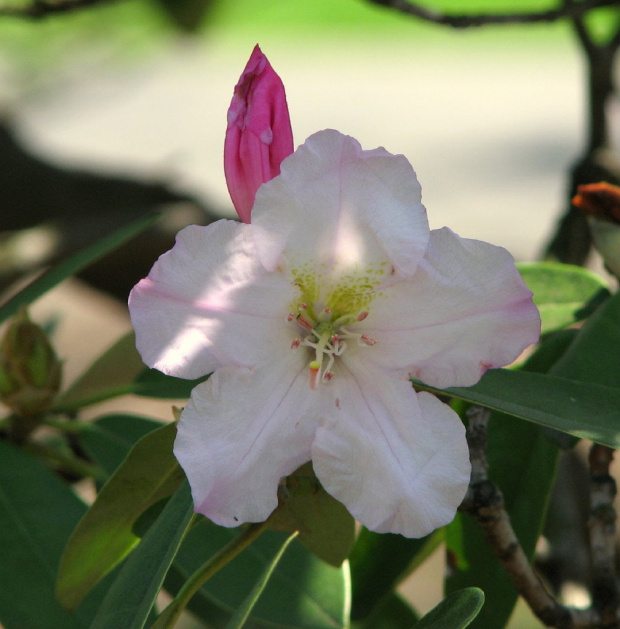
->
<box><xmin>323</xmin><ymin>370</ymin><xmax>334</xmax><ymax>381</ymax></box>
<box><xmin>331</xmin><ymin>333</ymin><xmax>340</xmax><ymax>345</ymax></box>
<box><xmin>357</xmin><ymin>311</ymin><xmax>369</xmax><ymax>321</ymax></box>
<box><xmin>360</xmin><ymin>335</ymin><xmax>377</xmax><ymax>346</ymax></box>
<box><xmin>299</xmin><ymin>302</ymin><xmax>308</xmax><ymax>310</ymax></box>
<box><xmin>308</xmin><ymin>361</ymin><xmax>321</xmax><ymax>390</ymax></box>
<box><xmin>324</xmin><ymin>307</ymin><xmax>332</xmax><ymax>314</ymax></box>
<box><xmin>287</xmin><ymin>312</ymin><xmax>295</xmax><ymax>322</ymax></box>
<box><xmin>291</xmin><ymin>339</ymin><xmax>301</xmax><ymax>349</ymax></box>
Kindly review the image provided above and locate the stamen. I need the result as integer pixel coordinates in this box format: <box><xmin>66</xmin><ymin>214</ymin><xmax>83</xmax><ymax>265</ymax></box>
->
<box><xmin>357</xmin><ymin>311</ymin><xmax>369</xmax><ymax>321</ymax></box>
<box><xmin>297</xmin><ymin>316</ymin><xmax>314</xmax><ymax>331</ymax></box>
<box><xmin>360</xmin><ymin>334</ymin><xmax>377</xmax><ymax>346</ymax></box>
<box><xmin>309</xmin><ymin>360</ymin><xmax>321</xmax><ymax>390</ymax></box>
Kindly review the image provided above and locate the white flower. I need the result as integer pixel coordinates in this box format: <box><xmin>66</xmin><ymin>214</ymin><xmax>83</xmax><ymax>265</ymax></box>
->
<box><xmin>129</xmin><ymin>130</ymin><xmax>540</xmax><ymax>538</ymax></box>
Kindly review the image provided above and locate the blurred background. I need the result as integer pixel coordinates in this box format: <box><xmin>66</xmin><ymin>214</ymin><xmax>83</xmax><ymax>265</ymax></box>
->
<box><xmin>0</xmin><ymin>1</ymin><xmax>611</xmax><ymax>627</ymax></box>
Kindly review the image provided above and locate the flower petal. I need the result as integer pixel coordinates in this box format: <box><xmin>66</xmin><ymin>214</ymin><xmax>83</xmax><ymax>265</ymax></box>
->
<box><xmin>362</xmin><ymin>227</ymin><xmax>541</xmax><ymax>388</ymax></box>
<box><xmin>312</xmin><ymin>364</ymin><xmax>470</xmax><ymax>538</ymax></box>
<box><xmin>252</xmin><ymin>130</ymin><xmax>429</xmax><ymax>280</ymax></box>
<box><xmin>175</xmin><ymin>353</ymin><xmax>321</xmax><ymax>527</ymax></box>
<box><xmin>129</xmin><ymin>220</ymin><xmax>295</xmax><ymax>379</ymax></box>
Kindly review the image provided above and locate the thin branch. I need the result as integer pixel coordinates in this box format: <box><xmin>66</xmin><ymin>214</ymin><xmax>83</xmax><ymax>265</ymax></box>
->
<box><xmin>460</xmin><ymin>406</ymin><xmax>601</xmax><ymax>628</ymax></box>
<box><xmin>365</xmin><ymin>0</ymin><xmax>620</xmax><ymax>29</ymax></box>
<box><xmin>0</xmin><ymin>0</ymin><xmax>114</xmax><ymax>19</ymax></box>
<box><xmin>588</xmin><ymin>444</ymin><xmax>619</xmax><ymax>626</ymax></box>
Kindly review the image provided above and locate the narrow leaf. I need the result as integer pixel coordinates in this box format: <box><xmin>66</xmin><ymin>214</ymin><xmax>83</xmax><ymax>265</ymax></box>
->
<box><xmin>57</xmin><ymin>422</ymin><xmax>185</xmax><ymax>610</ymax></box>
<box><xmin>56</xmin><ymin>332</ymin><xmax>145</xmax><ymax>411</ymax></box>
<box><xmin>0</xmin><ymin>212</ymin><xmax>160</xmax><ymax>323</ymax></box>
<box><xmin>90</xmin><ymin>482</ymin><xmax>195</xmax><ymax>629</ymax></box>
<box><xmin>225</xmin><ymin>531</ymin><xmax>299</xmax><ymax>629</ymax></box>
<box><xmin>414</xmin><ymin>370</ymin><xmax>620</xmax><ymax>449</ymax></box>
<box><xmin>165</xmin><ymin>523</ymin><xmax>350</xmax><ymax>629</ymax></box>
<box><xmin>80</xmin><ymin>414</ymin><xmax>163</xmax><ymax>478</ymax></box>
<box><xmin>415</xmin><ymin>588</ymin><xmax>484</xmax><ymax>629</ymax></box>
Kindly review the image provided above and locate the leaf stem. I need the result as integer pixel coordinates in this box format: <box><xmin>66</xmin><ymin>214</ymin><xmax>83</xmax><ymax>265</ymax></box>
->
<box><xmin>152</xmin><ymin>521</ymin><xmax>269</xmax><ymax>629</ymax></box>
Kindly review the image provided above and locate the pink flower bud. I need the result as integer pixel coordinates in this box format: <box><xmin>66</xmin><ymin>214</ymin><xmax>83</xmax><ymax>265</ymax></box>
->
<box><xmin>224</xmin><ymin>45</ymin><xmax>294</xmax><ymax>223</ymax></box>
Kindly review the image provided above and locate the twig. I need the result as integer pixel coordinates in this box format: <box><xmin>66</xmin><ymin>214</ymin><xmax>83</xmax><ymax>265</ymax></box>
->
<box><xmin>460</xmin><ymin>406</ymin><xmax>600</xmax><ymax>628</ymax></box>
<box><xmin>364</xmin><ymin>0</ymin><xmax>620</xmax><ymax>29</ymax></box>
<box><xmin>588</xmin><ymin>444</ymin><xmax>619</xmax><ymax>626</ymax></box>
<box><xmin>0</xmin><ymin>0</ymin><xmax>114</xmax><ymax>19</ymax></box>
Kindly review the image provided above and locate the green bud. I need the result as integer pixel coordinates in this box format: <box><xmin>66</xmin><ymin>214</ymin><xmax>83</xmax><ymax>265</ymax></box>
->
<box><xmin>0</xmin><ymin>308</ymin><xmax>62</xmax><ymax>417</ymax></box>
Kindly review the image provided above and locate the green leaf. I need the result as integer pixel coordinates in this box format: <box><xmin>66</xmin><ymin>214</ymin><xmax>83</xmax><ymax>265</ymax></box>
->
<box><xmin>225</xmin><ymin>531</ymin><xmax>299</xmax><ymax>629</ymax></box>
<box><xmin>57</xmin><ymin>422</ymin><xmax>185</xmax><ymax>610</ymax></box>
<box><xmin>165</xmin><ymin>522</ymin><xmax>350</xmax><ymax>629</ymax></box>
<box><xmin>0</xmin><ymin>212</ymin><xmax>160</xmax><ymax>324</ymax></box>
<box><xmin>414</xmin><ymin>370</ymin><xmax>620</xmax><ymax>448</ymax></box>
<box><xmin>56</xmin><ymin>332</ymin><xmax>145</xmax><ymax>411</ymax></box>
<box><xmin>349</xmin><ymin>528</ymin><xmax>441</xmax><ymax>619</ymax></box>
<box><xmin>133</xmin><ymin>367</ymin><xmax>209</xmax><ymax>399</ymax></box>
<box><xmin>268</xmin><ymin>462</ymin><xmax>355</xmax><ymax>567</ymax></box>
<box><xmin>91</xmin><ymin>482</ymin><xmax>195</xmax><ymax>629</ymax></box>
<box><xmin>353</xmin><ymin>593</ymin><xmax>419</xmax><ymax>629</ymax></box>
<box><xmin>517</xmin><ymin>262</ymin><xmax>609</xmax><ymax>334</ymax></box>
<box><xmin>550</xmin><ymin>286</ymin><xmax>620</xmax><ymax>388</ymax></box>
<box><xmin>0</xmin><ymin>440</ymin><xmax>106</xmax><ymax>629</ymax></box>
<box><xmin>55</xmin><ymin>332</ymin><xmax>206</xmax><ymax>411</ymax></box>
<box><xmin>80</xmin><ymin>414</ymin><xmax>163</xmax><ymax>477</ymax></box>
<box><xmin>415</xmin><ymin>588</ymin><xmax>484</xmax><ymax>629</ymax></box>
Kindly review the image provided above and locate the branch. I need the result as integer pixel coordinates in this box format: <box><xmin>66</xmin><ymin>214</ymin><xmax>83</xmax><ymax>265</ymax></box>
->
<box><xmin>588</xmin><ymin>444</ymin><xmax>619</xmax><ymax>625</ymax></box>
<box><xmin>460</xmin><ymin>406</ymin><xmax>601</xmax><ymax>628</ymax></box>
<box><xmin>365</xmin><ymin>0</ymin><xmax>620</xmax><ymax>29</ymax></box>
<box><xmin>0</xmin><ymin>0</ymin><xmax>114</xmax><ymax>19</ymax></box>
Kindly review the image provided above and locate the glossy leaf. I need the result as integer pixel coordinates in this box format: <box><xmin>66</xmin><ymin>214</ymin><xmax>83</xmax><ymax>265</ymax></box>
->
<box><xmin>550</xmin><ymin>286</ymin><xmax>620</xmax><ymax>387</ymax></box>
<box><xmin>0</xmin><ymin>212</ymin><xmax>160</xmax><ymax>324</ymax></box>
<box><xmin>225</xmin><ymin>532</ymin><xmax>299</xmax><ymax>629</ymax></box>
<box><xmin>165</xmin><ymin>522</ymin><xmax>350</xmax><ymax>629</ymax></box>
<box><xmin>80</xmin><ymin>414</ymin><xmax>163</xmax><ymax>477</ymax></box>
<box><xmin>57</xmin><ymin>422</ymin><xmax>185</xmax><ymax>610</ymax></box>
<box><xmin>268</xmin><ymin>462</ymin><xmax>355</xmax><ymax>567</ymax></box>
<box><xmin>415</xmin><ymin>588</ymin><xmax>484</xmax><ymax>629</ymax></box>
<box><xmin>133</xmin><ymin>367</ymin><xmax>209</xmax><ymax>399</ymax></box>
<box><xmin>349</xmin><ymin>528</ymin><xmax>441</xmax><ymax>619</ymax></box>
<box><xmin>353</xmin><ymin>593</ymin><xmax>419</xmax><ymax>629</ymax></box>
<box><xmin>91</xmin><ymin>482</ymin><xmax>195</xmax><ymax>629</ymax></box>
<box><xmin>56</xmin><ymin>332</ymin><xmax>144</xmax><ymax>411</ymax></box>
<box><xmin>517</xmin><ymin>262</ymin><xmax>608</xmax><ymax>334</ymax></box>
<box><xmin>415</xmin><ymin>370</ymin><xmax>620</xmax><ymax>448</ymax></box>
<box><xmin>0</xmin><ymin>440</ymin><xmax>107</xmax><ymax>629</ymax></box>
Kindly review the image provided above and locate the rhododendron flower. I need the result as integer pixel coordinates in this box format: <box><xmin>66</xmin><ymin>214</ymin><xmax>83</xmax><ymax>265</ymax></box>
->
<box><xmin>224</xmin><ymin>44</ymin><xmax>293</xmax><ymax>223</ymax></box>
<box><xmin>129</xmin><ymin>130</ymin><xmax>540</xmax><ymax>538</ymax></box>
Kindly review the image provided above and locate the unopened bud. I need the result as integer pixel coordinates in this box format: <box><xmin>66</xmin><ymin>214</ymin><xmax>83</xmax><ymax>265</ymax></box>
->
<box><xmin>0</xmin><ymin>308</ymin><xmax>62</xmax><ymax>417</ymax></box>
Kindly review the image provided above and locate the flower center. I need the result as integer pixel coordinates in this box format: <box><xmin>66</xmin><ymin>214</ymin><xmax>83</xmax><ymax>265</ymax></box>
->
<box><xmin>288</xmin><ymin>303</ymin><xmax>376</xmax><ymax>390</ymax></box>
